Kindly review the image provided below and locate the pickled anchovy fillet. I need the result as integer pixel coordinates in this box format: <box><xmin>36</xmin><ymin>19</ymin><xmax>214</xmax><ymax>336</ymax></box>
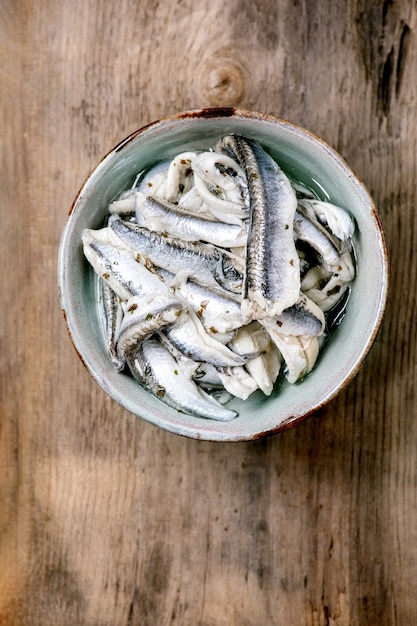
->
<box><xmin>109</xmin><ymin>190</ymin><xmax>137</xmax><ymax>215</ymax></box>
<box><xmin>192</xmin><ymin>151</ymin><xmax>248</xmax><ymax>205</ymax></box>
<box><xmin>191</xmin><ymin>151</ymin><xmax>250</xmax><ymax>225</ymax></box>
<box><xmin>136</xmin><ymin>159</ymin><xmax>171</xmax><ymax>202</ymax></box>
<box><xmin>216</xmin><ymin>366</ymin><xmax>259</xmax><ymax>401</ymax></box>
<box><xmin>140</xmin><ymin>196</ymin><xmax>248</xmax><ymax>248</ymax></box>
<box><xmin>83</xmin><ymin>227</ymin><xmax>169</xmax><ymax>301</ymax></box>
<box><xmin>109</xmin><ymin>215</ymin><xmax>243</xmax><ymax>293</ymax></box>
<box><xmin>294</xmin><ymin>205</ymin><xmax>341</xmax><ymax>269</ymax></box>
<box><xmin>176</xmin><ymin>186</ymin><xmax>212</xmax><ymax>216</ymax></box>
<box><xmin>101</xmin><ymin>281</ymin><xmax>124</xmax><ymax>371</ymax></box>
<box><xmin>300</xmin><ymin>198</ymin><xmax>355</xmax><ymax>244</ymax></box>
<box><xmin>261</xmin><ymin>327</ymin><xmax>320</xmax><ymax>384</ymax></box>
<box><xmin>325</xmin><ymin>287</ymin><xmax>351</xmax><ymax>333</ymax></box>
<box><xmin>165</xmin><ymin>152</ymin><xmax>196</xmax><ymax>202</ymax></box>
<box><xmin>218</xmin><ymin>135</ymin><xmax>300</xmax><ymax>317</ymax></box>
<box><xmin>271</xmin><ymin>294</ymin><xmax>325</xmax><ymax>337</ymax></box>
<box><xmin>116</xmin><ymin>295</ymin><xmax>184</xmax><ymax>362</ymax></box>
<box><xmin>129</xmin><ymin>338</ymin><xmax>237</xmax><ymax>421</ymax></box>
<box><xmin>193</xmin><ymin>362</ymin><xmax>224</xmax><ymax>388</ymax></box>
<box><xmin>158</xmin><ymin>333</ymin><xmax>202</xmax><ymax>381</ymax></box>
<box><xmin>291</xmin><ymin>179</ymin><xmax>317</xmax><ymax>199</ymax></box>
<box><xmin>301</xmin><ymin>251</ymin><xmax>355</xmax><ymax>312</ymax></box>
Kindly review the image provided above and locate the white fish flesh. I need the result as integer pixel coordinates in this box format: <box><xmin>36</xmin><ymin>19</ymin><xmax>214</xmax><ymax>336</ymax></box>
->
<box><xmin>300</xmin><ymin>198</ymin><xmax>355</xmax><ymax>244</ymax></box>
<box><xmin>191</xmin><ymin>151</ymin><xmax>249</xmax><ymax>225</ymax></box>
<box><xmin>165</xmin><ymin>152</ymin><xmax>197</xmax><ymax>202</ymax></box>
<box><xmin>301</xmin><ymin>251</ymin><xmax>355</xmax><ymax>311</ymax></box>
<box><xmin>158</xmin><ymin>333</ymin><xmax>201</xmax><ymax>380</ymax></box>
<box><xmin>229</xmin><ymin>322</ymin><xmax>281</xmax><ymax>395</ymax></box>
<box><xmin>109</xmin><ymin>189</ymin><xmax>137</xmax><ymax>215</ymax></box>
<box><xmin>192</xmin><ymin>151</ymin><xmax>248</xmax><ymax>206</ymax></box>
<box><xmin>171</xmin><ymin>278</ymin><xmax>252</xmax><ymax>335</ymax></box>
<box><xmin>217</xmin><ymin>366</ymin><xmax>259</xmax><ymax>400</ymax></box>
<box><xmin>193</xmin><ymin>362</ymin><xmax>224</xmax><ymax>388</ymax></box>
<box><xmin>260</xmin><ymin>327</ymin><xmax>320</xmax><ymax>384</ymax></box>
<box><xmin>219</xmin><ymin>367</ymin><xmax>258</xmax><ymax>400</ymax></box>
<box><xmin>136</xmin><ymin>159</ymin><xmax>171</xmax><ymax>201</ymax></box>
<box><xmin>176</xmin><ymin>186</ymin><xmax>211</xmax><ymax>216</ymax></box>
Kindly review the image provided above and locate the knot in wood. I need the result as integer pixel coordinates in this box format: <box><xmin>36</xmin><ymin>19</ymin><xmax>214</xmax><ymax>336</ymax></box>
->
<box><xmin>202</xmin><ymin>58</ymin><xmax>245</xmax><ymax>107</ymax></box>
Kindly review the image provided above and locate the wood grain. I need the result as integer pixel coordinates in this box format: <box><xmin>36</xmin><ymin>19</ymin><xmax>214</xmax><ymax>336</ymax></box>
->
<box><xmin>1</xmin><ymin>0</ymin><xmax>416</xmax><ymax>624</ymax></box>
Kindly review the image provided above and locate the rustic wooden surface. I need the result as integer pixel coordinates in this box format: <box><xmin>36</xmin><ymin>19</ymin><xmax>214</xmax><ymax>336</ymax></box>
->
<box><xmin>1</xmin><ymin>0</ymin><xmax>416</xmax><ymax>624</ymax></box>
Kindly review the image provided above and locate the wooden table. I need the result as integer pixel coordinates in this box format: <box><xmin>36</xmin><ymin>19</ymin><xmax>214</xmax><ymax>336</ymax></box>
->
<box><xmin>1</xmin><ymin>1</ymin><xmax>416</xmax><ymax>624</ymax></box>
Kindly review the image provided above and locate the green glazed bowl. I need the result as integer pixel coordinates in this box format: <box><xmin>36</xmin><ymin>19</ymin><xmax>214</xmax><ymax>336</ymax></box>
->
<box><xmin>58</xmin><ymin>108</ymin><xmax>388</xmax><ymax>441</ymax></box>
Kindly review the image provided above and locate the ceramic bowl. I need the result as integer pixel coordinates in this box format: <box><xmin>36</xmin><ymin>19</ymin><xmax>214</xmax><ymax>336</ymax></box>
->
<box><xmin>58</xmin><ymin>108</ymin><xmax>388</xmax><ymax>441</ymax></box>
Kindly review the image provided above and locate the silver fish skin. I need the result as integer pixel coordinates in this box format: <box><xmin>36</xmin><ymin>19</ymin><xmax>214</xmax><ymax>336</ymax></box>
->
<box><xmin>294</xmin><ymin>205</ymin><xmax>341</xmax><ymax>269</ymax></box>
<box><xmin>116</xmin><ymin>295</ymin><xmax>184</xmax><ymax>362</ymax></box>
<box><xmin>268</xmin><ymin>294</ymin><xmax>325</xmax><ymax>337</ymax></box>
<box><xmin>108</xmin><ymin>215</ymin><xmax>244</xmax><ymax>294</ymax></box>
<box><xmin>157</xmin><ymin>332</ymin><xmax>202</xmax><ymax>380</ymax></box>
<box><xmin>218</xmin><ymin>135</ymin><xmax>300</xmax><ymax>318</ymax></box>
<box><xmin>193</xmin><ymin>362</ymin><xmax>224</xmax><ymax>388</ymax></box>
<box><xmin>83</xmin><ymin>228</ymin><xmax>151</xmax><ymax>301</ymax></box>
<box><xmin>140</xmin><ymin>196</ymin><xmax>248</xmax><ymax>248</ymax></box>
<box><xmin>129</xmin><ymin>338</ymin><xmax>238</xmax><ymax>421</ymax></box>
<box><xmin>82</xmin><ymin>227</ymin><xmax>175</xmax><ymax>302</ymax></box>
<box><xmin>101</xmin><ymin>281</ymin><xmax>125</xmax><ymax>371</ymax></box>
<box><xmin>164</xmin><ymin>311</ymin><xmax>246</xmax><ymax>367</ymax></box>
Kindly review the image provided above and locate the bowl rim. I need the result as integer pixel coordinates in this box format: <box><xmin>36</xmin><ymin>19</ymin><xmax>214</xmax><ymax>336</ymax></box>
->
<box><xmin>58</xmin><ymin>107</ymin><xmax>389</xmax><ymax>441</ymax></box>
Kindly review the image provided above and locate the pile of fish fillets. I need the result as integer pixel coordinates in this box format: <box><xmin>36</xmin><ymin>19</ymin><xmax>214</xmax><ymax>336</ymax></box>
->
<box><xmin>82</xmin><ymin>135</ymin><xmax>355</xmax><ymax>421</ymax></box>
